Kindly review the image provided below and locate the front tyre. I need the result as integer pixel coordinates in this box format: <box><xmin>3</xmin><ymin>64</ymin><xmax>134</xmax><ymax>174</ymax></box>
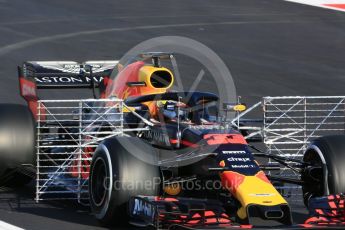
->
<box><xmin>89</xmin><ymin>137</ymin><xmax>161</xmax><ymax>226</ymax></box>
<box><xmin>302</xmin><ymin>135</ymin><xmax>345</xmax><ymax>206</ymax></box>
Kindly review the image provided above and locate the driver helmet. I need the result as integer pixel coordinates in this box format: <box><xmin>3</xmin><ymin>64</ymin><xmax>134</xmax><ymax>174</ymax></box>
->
<box><xmin>163</xmin><ymin>100</ymin><xmax>177</xmax><ymax>120</ymax></box>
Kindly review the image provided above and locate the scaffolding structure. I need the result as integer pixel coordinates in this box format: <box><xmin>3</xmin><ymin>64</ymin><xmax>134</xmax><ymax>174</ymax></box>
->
<box><xmin>35</xmin><ymin>98</ymin><xmax>149</xmax><ymax>202</ymax></box>
<box><xmin>35</xmin><ymin>96</ymin><xmax>345</xmax><ymax>204</ymax></box>
<box><xmin>233</xmin><ymin>96</ymin><xmax>345</xmax><ymax>202</ymax></box>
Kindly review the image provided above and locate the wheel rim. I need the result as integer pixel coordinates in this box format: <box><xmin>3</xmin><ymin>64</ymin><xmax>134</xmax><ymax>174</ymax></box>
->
<box><xmin>302</xmin><ymin>150</ymin><xmax>325</xmax><ymax>205</ymax></box>
<box><xmin>91</xmin><ymin>157</ymin><xmax>108</xmax><ymax>207</ymax></box>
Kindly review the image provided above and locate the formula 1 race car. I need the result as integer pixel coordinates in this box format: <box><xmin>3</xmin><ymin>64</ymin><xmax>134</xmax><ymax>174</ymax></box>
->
<box><xmin>1</xmin><ymin>52</ymin><xmax>345</xmax><ymax>229</ymax></box>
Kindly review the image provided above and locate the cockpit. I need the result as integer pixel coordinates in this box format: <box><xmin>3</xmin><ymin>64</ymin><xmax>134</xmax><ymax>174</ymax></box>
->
<box><xmin>124</xmin><ymin>92</ymin><xmax>219</xmax><ymax>125</ymax></box>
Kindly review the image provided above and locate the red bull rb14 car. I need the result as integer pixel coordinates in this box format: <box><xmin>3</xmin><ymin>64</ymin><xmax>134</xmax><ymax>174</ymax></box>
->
<box><xmin>1</xmin><ymin>53</ymin><xmax>345</xmax><ymax>229</ymax></box>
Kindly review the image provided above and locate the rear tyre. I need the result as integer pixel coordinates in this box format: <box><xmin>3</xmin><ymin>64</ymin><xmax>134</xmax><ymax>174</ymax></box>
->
<box><xmin>302</xmin><ymin>135</ymin><xmax>345</xmax><ymax>206</ymax></box>
<box><xmin>89</xmin><ymin>136</ymin><xmax>161</xmax><ymax>226</ymax></box>
<box><xmin>0</xmin><ymin>104</ymin><xmax>35</xmax><ymax>187</ymax></box>
<box><xmin>0</xmin><ymin>169</ymin><xmax>34</xmax><ymax>188</ymax></box>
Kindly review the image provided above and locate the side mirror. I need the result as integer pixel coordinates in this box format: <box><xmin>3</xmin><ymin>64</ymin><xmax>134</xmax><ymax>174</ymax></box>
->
<box><xmin>223</xmin><ymin>103</ymin><xmax>246</xmax><ymax>112</ymax></box>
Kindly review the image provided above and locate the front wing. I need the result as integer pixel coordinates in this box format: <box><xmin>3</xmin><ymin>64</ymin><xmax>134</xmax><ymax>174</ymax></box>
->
<box><xmin>128</xmin><ymin>195</ymin><xmax>345</xmax><ymax>229</ymax></box>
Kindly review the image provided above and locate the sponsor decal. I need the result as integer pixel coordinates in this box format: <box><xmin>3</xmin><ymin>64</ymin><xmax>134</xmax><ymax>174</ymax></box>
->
<box><xmin>230</xmin><ymin>164</ymin><xmax>256</xmax><ymax>169</ymax></box>
<box><xmin>249</xmin><ymin>193</ymin><xmax>276</xmax><ymax>197</ymax></box>
<box><xmin>217</xmin><ymin>145</ymin><xmax>260</xmax><ymax>175</ymax></box>
<box><xmin>227</xmin><ymin>157</ymin><xmax>251</xmax><ymax>162</ymax></box>
<box><xmin>143</xmin><ymin>130</ymin><xmax>170</xmax><ymax>146</ymax></box>
<box><xmin>63</xmin><ymin>64</ymin><xmax>80</xmax><ymax>69</ymax></box>
<box><xmin>132</xmin><ymin>198</ymin><xmax>155</xmax><ymax>220</ymax></box>
<box><xmin>22</xmin><ymin>83</ymin><xmax>36</xmax><ymax>97</ymax></box>
<box><xmin>35</xmin><ymin>76</ymin><xmax>103</xmax><ymax>84</ymax></box>
<box><xmin>20</xmin><ymin>78</ymin><xmax>37</xmax><ymax>99</ymax></box>
<box><xmin>222</xmin><ymin>150</ymin><xmax>247</xmax><ymax>154</ymax></box>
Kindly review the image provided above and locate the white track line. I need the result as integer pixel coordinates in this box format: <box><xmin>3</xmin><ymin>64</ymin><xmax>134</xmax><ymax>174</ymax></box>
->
<box><xmin>0</xmin><ymin>20</ymin><xmax>301</xmax><ymax>57</ymax></box>
<box><xmin>0</xmin><ymin>220</ymin><xmax>24</xmax><ymax>230</ymax></box>
<box><xmin>286</xmin><ymin>0</ymin><xmax>345</xmax><ymax>12</ymax></box>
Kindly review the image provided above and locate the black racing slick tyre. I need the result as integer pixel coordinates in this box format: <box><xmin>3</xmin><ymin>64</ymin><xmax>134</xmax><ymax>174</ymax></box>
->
<box><xmin>0</xmin><ymin>104</ymin><xmax>35</xmax><ymax>187</ymax></box>
<box><xmin>89</xmin><ymin>136</ymin><xmax>161</xmax><ymax>226</ymax></box>
<box><xmin>302</xmin><ymin>135</ymin><xmax>345</xmax><ymax>206</ymax></box>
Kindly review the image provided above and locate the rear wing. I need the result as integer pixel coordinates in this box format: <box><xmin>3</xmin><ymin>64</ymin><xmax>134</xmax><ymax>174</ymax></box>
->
<box><xmin>18</xmin><ymin>60</ymin><xmax>118</xmax><ymax>120</ymax></box>
<box><xmin>19</xmin><ymin>61</ymin><xmax>118</xmax><ymax>89</ymax></box>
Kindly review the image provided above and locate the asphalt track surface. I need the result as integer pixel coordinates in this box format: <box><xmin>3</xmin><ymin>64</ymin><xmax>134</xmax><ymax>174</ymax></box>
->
<box><xmin>0</xmin><ymin>0</ymin><xmax>345</xmax><ymax>229</ymax></box>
